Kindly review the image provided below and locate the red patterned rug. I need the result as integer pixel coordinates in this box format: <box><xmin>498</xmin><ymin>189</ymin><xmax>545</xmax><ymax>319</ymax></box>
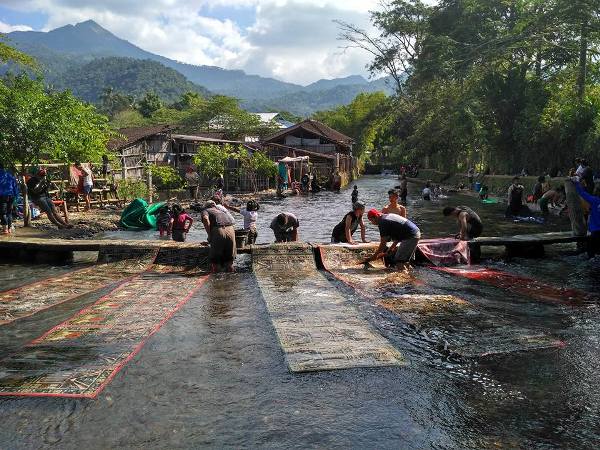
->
<box><xmin>0</xmin><ymin>271</ymin><xmax>208</xmax><ymax>398</ymax></box>
<box><xmin>0</xmin><ymin>249</ymin><xmax>158</xmax><ymax>326</ymax></box>
<box><xmin>432</xmin><ymin>266</ymin><xmax>596</xmax><ymax>305</ymax></box>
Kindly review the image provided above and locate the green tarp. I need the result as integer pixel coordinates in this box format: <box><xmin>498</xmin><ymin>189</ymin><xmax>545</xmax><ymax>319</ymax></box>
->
<box><xmin>119</xmin><ymin>198</ymin><xmax>166</xmax><ymax>230</ymax></box>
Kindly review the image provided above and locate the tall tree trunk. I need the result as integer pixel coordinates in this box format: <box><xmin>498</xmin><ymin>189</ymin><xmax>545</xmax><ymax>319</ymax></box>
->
<box><xmin>577</xmin><ymin>19</ymin><xmax>589</xmax><ymax>99</ymax></box>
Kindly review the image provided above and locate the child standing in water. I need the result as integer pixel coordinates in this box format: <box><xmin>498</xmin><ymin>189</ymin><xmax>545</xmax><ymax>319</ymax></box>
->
<box><xmin>422</xmin><ymin>182</ymin><xmax>432</xmax><ymax>201</ymax></box>
<box><xmin>157</xmin><ymin>205</ymin><xmax>173</xmax><ymax>238</ymax></box>
<box><xmin>351</xmin><ymin>185</ymin><xmax>359</xmax><ymax>204</ymax></box>
<box><xmin>171</xmin><ymin>204</ymin><xmax>194</xmax><ymax>242</ymax></box>
<box><xmin>224</xmin><ymin>199</ymin><xmax>260</xmax><ymax>244</ymax></box>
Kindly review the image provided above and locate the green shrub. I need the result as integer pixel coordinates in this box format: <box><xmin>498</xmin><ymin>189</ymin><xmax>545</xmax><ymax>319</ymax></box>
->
<box><xmin>149</xmin><ymin>165</ymin><xmax>184</xmax><ymax>190</ymax></box>
<box><xmin>117</xmin><ymin>179</ymin><xmax>149</xmax><ymax>201</ymax></box>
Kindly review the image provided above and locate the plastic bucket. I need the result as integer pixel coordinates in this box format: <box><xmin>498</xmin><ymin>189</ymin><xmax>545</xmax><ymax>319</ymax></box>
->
<box><xmin>474</xmin><ymin>182</ymin><xmax>482</xmax><ymax>192</ymax></box>
<box><xmin>235</xmin><ymin>229</ymin><xmax>249</xmax><ymax>249</ymax></box>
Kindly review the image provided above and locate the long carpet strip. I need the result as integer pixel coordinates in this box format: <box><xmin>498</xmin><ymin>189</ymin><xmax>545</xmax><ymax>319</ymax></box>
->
<box><xmin>0</xmin><ymin>269</ymin><xmax>208</xmax><ymax>398</ymax></box>
<box><xmin>252</xmin><ymin>244</ymin><xmax>405</xmax><ymax>373</ymax></box>
<box><xmin>0</xmin><ymin>249</ymin><xmax>158</xmax><ymax>325</ymax></box>
<box><xmin>319</xmin><ymin>246</ymin><xmax>564</xmax><ymax>357</ymax></box>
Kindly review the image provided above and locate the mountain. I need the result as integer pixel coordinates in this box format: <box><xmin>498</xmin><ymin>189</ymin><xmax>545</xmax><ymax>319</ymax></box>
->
<box><xmin>243</xmin><ymin>79</ymin><xmax>394</xmax><ymax>116</ymax></box>
<box><xmin>6</xmin><ymin>20</ymin><xmax>300</xmax><ymax>99</ymax></box>
<box><xmin>52</xmin><ymin>57</ymin><xmax>211</xmax><ymax>104</ymax></box>
<box><xmin>304</xmin><ymin>75</ymin><xmax>368</xmax><ymax>92</ymax></box>
<box><xmin>4</xmin><ymin>20</ymin><xmax>396</xmax><ymax>113</ymax></box>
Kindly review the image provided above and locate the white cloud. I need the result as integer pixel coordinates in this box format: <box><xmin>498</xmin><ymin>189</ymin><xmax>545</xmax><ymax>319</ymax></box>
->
<box><xmin>0</xmin><ymin>20</ymin><xmax>33</xmax><ymax>33</ymax></box>
<box><xmin>1</xmin><ymin>0</ymin><xmax>383</xmax><ymax>84</ymax></box>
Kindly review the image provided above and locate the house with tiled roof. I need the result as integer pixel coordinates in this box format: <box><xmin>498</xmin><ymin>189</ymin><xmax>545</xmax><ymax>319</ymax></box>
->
<box><xmin>263</xmin><ymin>119</ymin><xmax>354</xmax><ymax>155</ymax></box>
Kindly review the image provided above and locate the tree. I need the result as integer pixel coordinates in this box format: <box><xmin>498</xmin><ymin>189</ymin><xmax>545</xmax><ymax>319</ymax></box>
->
<box><xmin>100</xmin><ymin>87</ymin><xmax>135</xmax><ymax>116</ymax></box>
<box><xmin>138</xmin><ymin>92</ymin><xmax>163</xmax><ymax>118</ymax></box>
<box><xmin>193</xmin><ymin>143</ymin><xmax>235</xmax><ymax>181</ymax></box>
<box><xmin>0</xmin><ymin>37</ymin><xmax>37</xmax><ymax>68</ymax></box>
<box><xmin>0</xmin><ymin>75</ymin><xmax>114</xmax><ymax>225</ymax></box>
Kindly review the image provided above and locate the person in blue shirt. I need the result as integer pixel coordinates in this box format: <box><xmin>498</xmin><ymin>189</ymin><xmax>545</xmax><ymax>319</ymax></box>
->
<box><xmin>0</xmin><ymin>163</ymin><xmax>19</xmax><ymax>234</ymax></box>
<box><xmin>574</xmin><ymin>180</ymin><xmax>600</xmax><ymax>258</ymax></box>
<box><xmin>363</xmin><ymin>208</ymin><xmax>421</xmax><ymax>269</ymax></box>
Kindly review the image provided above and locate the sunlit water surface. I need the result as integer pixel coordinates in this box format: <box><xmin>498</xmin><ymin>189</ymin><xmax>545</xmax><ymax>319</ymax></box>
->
<box><xmin>1</xmin><ymin>176</ymin><xmax>599</xmax><ymax>449</ymax></box>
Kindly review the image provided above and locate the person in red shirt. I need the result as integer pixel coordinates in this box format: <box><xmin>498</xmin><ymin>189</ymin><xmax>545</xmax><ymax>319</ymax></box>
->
<box><xmin>171</xmin><ymin>204</ymin><xmax>193</xmax><ymax>242</ymax></box>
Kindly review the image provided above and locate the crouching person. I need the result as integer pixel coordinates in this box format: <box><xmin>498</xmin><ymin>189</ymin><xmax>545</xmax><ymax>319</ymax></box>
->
<box><xmin>270</xmin><ymin>212</ymin><xmax>299</xmax><ymax>243</ymax></box>
<box><xmin>364</xmin><ymin>209</ymin><xmax>421</xmax><ymax>270</ymax></box>
<box><xmin>201</xmin><ymin>200</ymin><xmax>236</xmax><ymax>272</ymax></box>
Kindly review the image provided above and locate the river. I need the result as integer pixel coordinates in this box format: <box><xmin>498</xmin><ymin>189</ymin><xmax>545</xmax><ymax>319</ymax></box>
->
<box><xmin>0</xmin><ymin>175</ymin><xmax>598</xmax><ymax>449</ymax></box>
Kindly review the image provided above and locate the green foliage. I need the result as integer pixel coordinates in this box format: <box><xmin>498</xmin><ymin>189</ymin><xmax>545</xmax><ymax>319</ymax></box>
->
<box><xmin>0</xmin><ymin>38</ymin><xmax>37</xmax><ymax>68</ymax></box>
<box><xmin>193</xmin><ymin>144</ymin><xmax>234</xmax><ymax>180</ymax></box>
<box><xmin>338</xmin><ymin>0</ymin><xmax>600</xmax><ymax>173</ymax></box>
<box><xmin>137</xmin><ymin>92</ymin><xmax>162</xmax><ymax>118</ymax></box>
<box><xmin>116</xmin><ymin>179</ymin><xmax>149</xmax><ymax>202</ymax></box>
<box><xmin>55</xmin><ymin>57</ymin><xmax>210</xmax><ymax>105</ymax></box>
<box><xmin>0</xmin><ymin>74</ymin><xmax>114</xmax><ymax>168</ymax></box>
<box><xmin>100</xmin><ymin>87</ymin><xmax>135</xmax><ymax>116</ymax></box>
<box><xmin>149</xmin><ymin>165</ymin><xmax>184</xmax><ymax>191</ymax></box>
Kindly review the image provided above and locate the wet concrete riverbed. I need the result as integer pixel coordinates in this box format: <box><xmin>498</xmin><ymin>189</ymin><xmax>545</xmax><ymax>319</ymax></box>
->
<box><xmin>1</xmin><ymin>176</ymin><xmax>599</xmax><ymax>449</ymax></box>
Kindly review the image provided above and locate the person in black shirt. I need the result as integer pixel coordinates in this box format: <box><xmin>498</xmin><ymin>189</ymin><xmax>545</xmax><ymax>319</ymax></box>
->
<box><xmin>331</xmin><ymin>202</ymin><xmax>366</xmax><ymax>245</ymax></box>
<box><xmin>443</xmin><ymin>206</ymin><xmax>483</xmax><ymax>240</ymax></box>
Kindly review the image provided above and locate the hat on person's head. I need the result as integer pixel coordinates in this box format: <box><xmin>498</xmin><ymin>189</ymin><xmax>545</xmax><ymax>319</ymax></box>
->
<box><xmin>203</xmin><ymin>200</ymin><xmax>216</xmax><ymax>209</ymax></box>
<box><xmin>353</xmin><ymin>202</ymin><xmax>365</xmax><ymax>211</ymax></box>
<box><xmin>367</xmin><ymin>209</ymin><xmax>381</xmax><ymax>221</ymax></box>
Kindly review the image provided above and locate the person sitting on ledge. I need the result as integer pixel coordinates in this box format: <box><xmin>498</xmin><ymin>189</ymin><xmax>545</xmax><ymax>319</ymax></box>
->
<box><xmin>270</xmin><ymin>212</ymin><xmax>299</xmax><ymax>243</ymax></box>
<box><xmin>224</xmin><ymin>199</ymin><xmax>260</xmax><ymax>245</ymax></box>
<box><xmin>26</xmin><ymin>169</ymin><xmax>72</xmax><ymax>229</ymax></box>
<box><xmin>362</xmin><ymin>209</ymin><xmax>421</xmax><ymax>270</ymax></box>
<box><xmin>331</xmin><ymin>202</ymin><xmax>367</xmax><ymax>245</ymax></box>
<box><xmin>443</xmin><ymin>206</ymin><xmax>483</xmax><ymax>240</ymax></box>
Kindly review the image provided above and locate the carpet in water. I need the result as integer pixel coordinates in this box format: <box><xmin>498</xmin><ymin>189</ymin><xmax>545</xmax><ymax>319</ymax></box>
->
<box><xmin>252</xmin><ymin>244</ymin><xmax>405</xmax><ymax>372</ymax></box>
<box><xmin>433</xmin><ymin>266</ymin><xmax>596</xmax><ymax>304</ymax></box>
<box><xmin>319</xmin><ymin>246</ymin><xmax>563</xmax><ymax>357</ymax></box>
<box><xmin>0</xmin><ymin>270</ymin><xmax>208</xmax><ymax>398</ymax></box>
<box><xmin>0</xmin><ymin>248</ymin><xmax>158</xmax><ymax>326</ymax></box>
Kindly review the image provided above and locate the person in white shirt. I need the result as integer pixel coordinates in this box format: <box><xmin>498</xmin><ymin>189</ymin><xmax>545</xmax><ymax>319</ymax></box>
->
<box><xmin>224</xmin><ymin>199</ymin><xmax>260</xmax><ymax>244</ymax></box>
<box><xmin>75</xmin><ymin>162</ymin><xmax>94</xmax><ymax>211</ymax></box>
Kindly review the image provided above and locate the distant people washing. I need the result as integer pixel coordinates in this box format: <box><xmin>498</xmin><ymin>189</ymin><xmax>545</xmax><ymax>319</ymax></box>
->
<box><xmin>224</xmin><ymin>199</ymin><xmax>260</xmax><ymax>244</ymax></box>
<box><xmin>422</xmin><ymin>182</ymin><xmax>432</xmax><ymax>201</ymax></box>
<box><xmin>171</xmin><ymin>204</ymin><xmax>193</xmax><ymax>242</ymax></box>
<box><xmin>398</xmin><ymin>175</ymin><xmax>408</xmax><ymax>204</ymax></box>
<box><xmin>443</xmin><ymin>206</ymin><xmax>483</xmax><ymax>240</ymax></box>
<box><xmin>539</xmin><ymin>187</ymin><xmax>565</xmax><ymax>215</ymax></box>
<box><xmin>363</xmin><ymin>209</ymin><xmax>421</xmax><ymax>269</ymax></box>
<box><xmin>157</xmin><ymin>204</ymin><xmax>173</xmax><ymax>237</ymax></box>
<box><xmin>506</xmin><ymin>177</ymin><xmax>529</xmax><ymax>217</ymax></box>
<box><xmin>351</xmin><ymin>185</ymin><xmax>359</xmax><ymax>204</ymax></box>
<box><xmin>331</xmin><ymin>202</ymin><xmax>367</xmax><ymax>245</ymax></box>
<box><xmin>270</xmin><ymin>212</ymin><xmax>299</xmax><ymax>243</ymax></box>
<box><xmin>201</xmin><ymin>200</ymin><xmax>236</xmax><ymax>272</ymax></box>
<box><xmin>383</xmin><ymin>189</ymin><xmax>407</xmax><ymax>217</ymax></box>
<box><xmin>185</xmin><ymin>167</ymin><xmax>200</xmax><ymax>201</ymax></box>
<box><xmin>0</xmin><ymin>163</ymin><xmax>19</xmax><ymax>234</ymax></box>
<box><xmin>478</xmin><ymin>184</ymin><xmax>489</xmax><ymax>200</ymax></box>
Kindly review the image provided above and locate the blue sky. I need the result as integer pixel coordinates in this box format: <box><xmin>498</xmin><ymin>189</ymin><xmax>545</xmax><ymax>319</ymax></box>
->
<box><xmin>0</xmin><ymin>0</ymin><xmax>381</xmax><ymax>85</ymax></box>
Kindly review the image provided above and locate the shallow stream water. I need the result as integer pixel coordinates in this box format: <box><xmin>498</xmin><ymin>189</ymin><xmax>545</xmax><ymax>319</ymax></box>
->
<box><xmin>1</xmin><ymin>176</ymin><xmax>599</xmax><ymax>449</ymax></box>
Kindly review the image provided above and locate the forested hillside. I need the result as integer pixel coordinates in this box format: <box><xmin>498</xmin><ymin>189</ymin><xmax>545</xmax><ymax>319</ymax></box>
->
<box><xmin>51</xmin><ymin>57</ymin><xmax>210</xmax><ymax>104</ymax></box>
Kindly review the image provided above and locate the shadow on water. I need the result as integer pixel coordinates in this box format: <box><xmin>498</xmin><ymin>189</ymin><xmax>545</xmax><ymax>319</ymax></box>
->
<box><xmin>0</xmin><ymin>176</ymin><xmax>599</xmax><ymax>449</ymax></box>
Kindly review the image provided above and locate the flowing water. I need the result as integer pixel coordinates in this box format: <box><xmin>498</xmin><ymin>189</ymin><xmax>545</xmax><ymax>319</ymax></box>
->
<box><xmin>1</xmin><ymin>176</ymin><xmax>599</xmax><ymax>449</ymax></box>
